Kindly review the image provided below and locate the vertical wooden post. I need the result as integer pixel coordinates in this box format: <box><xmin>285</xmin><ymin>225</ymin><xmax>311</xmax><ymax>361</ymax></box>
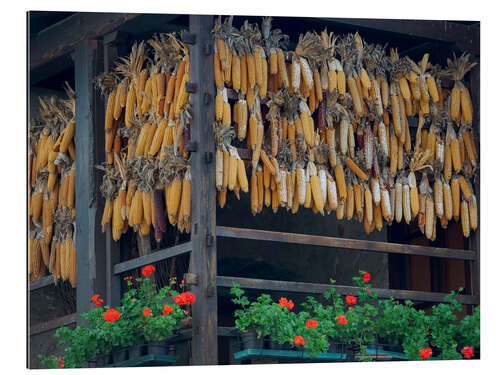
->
<box><xmin>188</xmin><ymin>15</ymin><xmax>218</xmax><ymax>365</ymax></box>
<box><xmin>468</xmin><ymin>54</ymin><xmax>480</xmax><ymax>297</ymax></box>
<box><xmin>102</xmin><ymin>32</ymin><xmax>129</xmax><ymax>307</ymax></box>
<box><xmin>74</xmin><ymin>40</ymin><xmax>106</xmax><ymax>324</ymax></box>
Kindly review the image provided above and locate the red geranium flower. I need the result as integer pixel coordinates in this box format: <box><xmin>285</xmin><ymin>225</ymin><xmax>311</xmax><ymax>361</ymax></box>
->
<box><xmin>335</xmin><ymin>315</ymin><xmax>347</xmax><ymax>325</ymax></box>
<box><xmin>419</xmin><ymin>347</ymin><xmax>433</xmax><ymax>360</ymax></box>
<box><xmin>104</xmin><ymin>308</ymin><xmax>120</xmax><ymax>322</ymax></box>
<box><xmin>183</xmin><ymin>292</ymin><xmax>196</xmax><ymax>304</ymax></box>
<box><xmin>294</xmin><ymin>336</ymin><xmax>307</xmax><ymax>346</ymax></box>
<box><xmin>362</xmin><ymin>272</ymin><xmax>371</xmax><ymax>283</ymax></box>
<box><xmin>348</xmin><ymin>306</ymin><xmax>354</xmax><ymax>310</ymax></box>
<box><xmin>91</xmin><ymin>294</ymin><xmax>99</xmax><ymax>303</ymax></box>
<box><xmin>346</xmin><ymin>296</ymin><xmax>357</xmax><ymax>304</ymax></box>
<box><xmin>173</xmin><ymin>294</ymin><xmax>186</xmax><ymax>305</ymax></box>
<box><xmin>461</xmin><ymin>346</ymin><xmax>474</xmax><ymax>359</ymax></box>
<box><xmin>181</xmin><ymin>279</ymin><xmax>185</xmax><ymax>286</ymax></box>
<box><xmin>279</xmin><ymin>297</ymin><xmax>288</xmax><ymax>307</ymax></box>
<box><xmin>286</xmin><ymin>300</ymin><xmax>294</xmax><ymax>310</ymax></box>
<box><xmin>141</xmin><ymin>265</ymin><xmax>155</xmax><ymax>277</ymax></box>
<box><xmin>58</xmin><ymin>357</ymin><xmax>64</xmax><ymax>368</ymax></box>
<box><xmin>163</xmin><ymin>305</ymin><xmax>174</xmax><ymax>316</ymax></box>
<box><xmin>95</xmin><ymin>298</ymin><xmax>103</xmax><ymax>307</ymax></box>
<box><xmin>143</xmin><ymin>308</ymin><xmax>152</xmax><ymax>316</ymax></box>
<box><xmin>305</xmin><ymin>319</ymin><xmax>318</xmax><ymax>329</ymax></box>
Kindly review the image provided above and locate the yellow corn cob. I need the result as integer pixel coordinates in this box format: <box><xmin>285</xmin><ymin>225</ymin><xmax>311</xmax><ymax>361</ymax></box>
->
<box><xmin>334</xmin><ymin>164</ymin><xmax>347</xmax><ymax>202</ymax></box>
<box><xmin>167</xmin><ymin>177</ymin><xmax>182</xmax><ymax>223</ymax></box>
<box><xmin>247</xmin><ymin>55</ymin><xmax>256</xmax><ymax>88</ymax></box>
<box><xmin>458</xmin><ymin>176</ymin><xmax>472</xmax><ymax>201</ymax></box>
<box><xmin>450</xmin><ymin>84</ymin><xmax>461</xmax><ymax>121</ymax></box>
<box><xmin>443</xmin><ymin>180</ymin><xmax>453</xmax><ymax>221</ymax></box>
<box><xmin>462</xmin><ymin>130</ymin><xmax>477</xmax><ymax>168</ymax></box>
<box><xmin>425</xmin><ymin>196</ymin><xmax>434</xmax><ymax>240</ymax></box>
<box><xmin>346</xmin><ymin>184</ymin><xmax>354</xmax><ymax>220</ymax></box>
<box><xmin>345</xmin><ymin>157</ymin><xmax>368</xmax><ymax>181</ymax></box>
<box><xmin>461</xmin><ymin>199</ymin><xmax>470</xmax><ymax>238</ymax></box>
<box><xmin>365</xmin><ymin>187</ymin><xmax>373</xmax><ymax>224</ymax></box>
<box><xmin>218</xmin><ymin>188</ymin><xmax>227</xmax><ymax>208</ymax></box>
<box><xmin>451</xmin><ymin>176</ymin><xmax>461</xmax><ymax>221</ymax></box>
<box><xmin>469</xmin><ymin>194</ymin><xmax>477</xmax><ymax>230</ymax></box>
<box><xmin>408</xmin><ymin>173</ymin><xmax>419</xmax><ymax>218</ymax></box>
<box><xmin>228</xmin><ymin>147</ymin><xmax>238</xmax><ymax>191</ymax></box>
<box><xmin>426</xmin><ymin>75</ymin><xmax>439</xmax><ymax>103</ymax></box>
<box><xmin>460</xmin><ymin>84</ymin><xmax>473</xmax><ymax>124</ymax></box>
<box><xmin>353</xmin><ymin>183</ymin><xmax>363</xmax><ymax>220</ymax></box>
<box><xmin>250</xmin><ymin>172</ymin><xmax>258</xmax><ymax>215</ymax></box>
<box><xmin>113</xmin><ymin>81</ymin><xmax>125</xmax><ymax>120</ymax></box>
<box><xmin>348</xmin><ymin>76</ymin><xmax>363</xmax><ymax>115</ymax></box>
<box><xmin>232</xmin><ymin>54</ymin><xmax>241</xmax><ymax>91</ymax></box>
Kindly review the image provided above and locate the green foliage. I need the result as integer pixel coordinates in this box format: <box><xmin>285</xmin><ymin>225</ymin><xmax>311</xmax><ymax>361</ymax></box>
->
<box><xmin>230</xmin><ymin>272</ymin><xmax>480</xmax><ymax>361</ymax></box>
<box><xmin>39</xmin><ymin>274</ymin><xmax>189</xmax><ymax>368</ymax></box>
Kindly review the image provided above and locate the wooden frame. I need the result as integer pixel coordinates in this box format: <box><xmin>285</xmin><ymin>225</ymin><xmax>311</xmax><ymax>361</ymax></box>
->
<box><xmin>29</xmin><ymin>14</ymin><xmax>480</xmax><ymax>366</ymax></box>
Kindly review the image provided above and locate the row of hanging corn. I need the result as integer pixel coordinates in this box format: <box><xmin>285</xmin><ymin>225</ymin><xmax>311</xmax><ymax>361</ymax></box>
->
<box><xmin>28</xmin><ymin>84</ymin><xmax>77</xmax><ymax>285</ymax></box>
<box><xmin>212</xmin><ymin>16</ymin><xmax>478</xmax><ymax>239</ymax></box>
<box><xmin>96</xmin><ymin>33</ymin><xmax>192</xmax><ymax>243</ymax></box>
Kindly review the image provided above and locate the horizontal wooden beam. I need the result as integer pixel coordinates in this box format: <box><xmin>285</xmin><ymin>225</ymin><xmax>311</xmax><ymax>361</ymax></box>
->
<box><xmin>319</xmin><ymin>18</ymin><xmax>479</xmax><ymax>55</ymax></box>
<box><xmin>29</xmin><ymin>12</ymin><xmax>138</xmax><ymax>70</ymax></box>
<box><xmin>29</xmin><ymin>313</ymin><xmax>77</xmax><ymax>336</ymax></box>
<box><xmin>216</xmin><ymin>226</ymin><xmax>476</xmax><ymax>260</ymax></box>
<box><xmin>113</xmin><ymin>241</ymin><xmax>192</xmax><ymax>275</ymax></box>
<box><xmin>217</xmin><ymin>276</ymin><xmax>479</xmax><ymax>305</ymax></box>
<box><xmin>29</xmin><ymin>275</ymin><xmax>55</xmax><ymax>291</ymax></box>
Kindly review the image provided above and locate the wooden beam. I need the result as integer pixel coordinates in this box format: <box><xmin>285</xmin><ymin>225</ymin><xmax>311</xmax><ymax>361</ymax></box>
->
<box><xmin>29</xmin><ymin>275</ymin><xmax>55</xmax><ymax>291</ymax></box>
<box><xmin>29</xmin><ymin>12</ymin><xmax>138</xmax><ymax>70</ymax></box>
<box><xmin>29</xmin><ymin>313</ymin><xmax>77</xmax><ymax>336</ymax></box>
<box><xmin>217</xmin><ymin>276</ymin><xmax>479</xmax><ymax>305</ymax></box>
<box><xmin>74</xmin><ymin>39</ymin><xmax>107</xmax><ymax>325</ymax></box>
<box><xmin>113</xmin><ymin>241</ymin><xmax>193</xmax><ymax>275</ymax></box>
<box><xmin>102</xmin><ymin>34</ymin><xmax>128</xmax><ymax>308</ymax></box>
<box><xmin>216</xmin><ymin>226</ymin><xmax>476</xmax><ymax>260</ymax></box>
<box><xmin>319</xmin><ymin>18</ymin><xmax>479</xmax><ymax>55</ymax></box>
<box><xmin>189</xmin><ymin>14</ymin><xmax>218</xmax><ymax>366</ymax></box>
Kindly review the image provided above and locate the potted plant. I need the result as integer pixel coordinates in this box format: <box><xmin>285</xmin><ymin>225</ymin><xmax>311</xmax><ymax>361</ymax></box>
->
<box><xmin>230</xmin><ymin>270</ymin><xmax>480</xmax><ymax>362</ymax></box>
<box><xmin>39</xmin><ymin>265</ymin><xmax>195</xmax><ymax>368</ymax></box>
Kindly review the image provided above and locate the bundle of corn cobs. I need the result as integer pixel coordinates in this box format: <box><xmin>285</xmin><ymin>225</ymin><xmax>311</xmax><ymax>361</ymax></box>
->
<box><xmin>212</xmin><ymin>16</ymin><xmax>478</xmax><ymax>239</ymax></box>
<box><xmin>96</xmin><ymin>32</ymin><xmax>192</xmax><ymax>243</ymax></box>
<box><xmin>28</xmin><ymin>83</ymin><xmax>77</xmax><ymax>286</ymax></box>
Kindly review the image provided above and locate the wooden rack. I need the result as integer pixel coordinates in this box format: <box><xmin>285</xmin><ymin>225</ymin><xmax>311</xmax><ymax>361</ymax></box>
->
<box><xmin>29</xmin><ymin>13</ymin><xmax>480</xmax><ymax>366</ymax></box>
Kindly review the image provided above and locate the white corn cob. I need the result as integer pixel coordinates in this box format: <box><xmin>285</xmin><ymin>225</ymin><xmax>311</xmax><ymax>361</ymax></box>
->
<box><xmin>319</xmin><ymin>168</ymin><xmax>327</xmax><ymax>203</ymax></box>
<box><xmin>327</xmin><ymin>176</ymin><xmax>338</xmax><ymax>211</ymax></box>
<box><xmin>370</xmin><ymin>178</ymin><xmax>381</xmax><ymax>207</ymax></box>
<box><xmin>394</xmin><ymin>178</ymin><xmax>403</xmax><ymax>223</ymax></box>
<box><xmin>403</xmin><ymin>181</ymin><xmax>411</xmax><ymax>224</ymax></box>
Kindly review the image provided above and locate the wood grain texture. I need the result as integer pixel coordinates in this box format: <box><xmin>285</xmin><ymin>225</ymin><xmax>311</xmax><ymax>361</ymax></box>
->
<box><xmin>29</xmin><ymin>12</ymin><xmax>137</xmax><ymax>70</ymax></box>
<box><xmin>30</xmin><ymin>313</ymin><xmax>77</xmax><ymax>336</ymax></box>
<box><xmin>217</xmin><ymin>276</ymin><xmax>479</xmax><ymax>305</ymax></box>
<box><xmin>188</xmin><ymin>15</ymin><xmax>218</xmax><ymax>365</ymax></box>
<box><xmin>113</xmin><ymin>241</ymin><xmax>193</xmax><ymax>275</ymax></box>
<box><xmin>216</xmin><ymin>226</ymin><xmax>476</xmax><ymax>260</ymax></box>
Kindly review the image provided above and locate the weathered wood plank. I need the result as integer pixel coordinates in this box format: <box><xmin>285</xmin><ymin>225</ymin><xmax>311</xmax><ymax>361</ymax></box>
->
<box><xmin>29</xmin><ymin>313</ymin><xmax>77</xmax><ymax>336</ymax></box>
<box><xmin>189</xmin><ymin>14</ymin><xmax>218</xmax><ymax>366</ymax></box>
<box><xmin>74</xmin><ymin>40</ymin><xmax>106</xmax><ymax>324</ymax></box>
<box><xmin>320</xmin><ymin>18</ymin><xmax>479</xmax><ymax>55</ymax></box>
<box><xmin>217</xmin><ymin>276</ymin><xmax>479</xmax><ymax>305</ymax></box>
<box><xmin>29</xmin><ymin>275</ymin><xmax>55</xmax><ymax>291</ymax></box>
<box><xmin>216</xmin><ymin>226</ymin><xmax>476</xmax><ymax>260</ymax></box>
<box><xmin>113</xmin><ymin>241</ymin><xmax>193</xmax><ymax>275</ymax></box>
<box><xmin>29</xmin><ymin>12</ymin><xmax>137</xmax><ymax>70</ymax></box>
